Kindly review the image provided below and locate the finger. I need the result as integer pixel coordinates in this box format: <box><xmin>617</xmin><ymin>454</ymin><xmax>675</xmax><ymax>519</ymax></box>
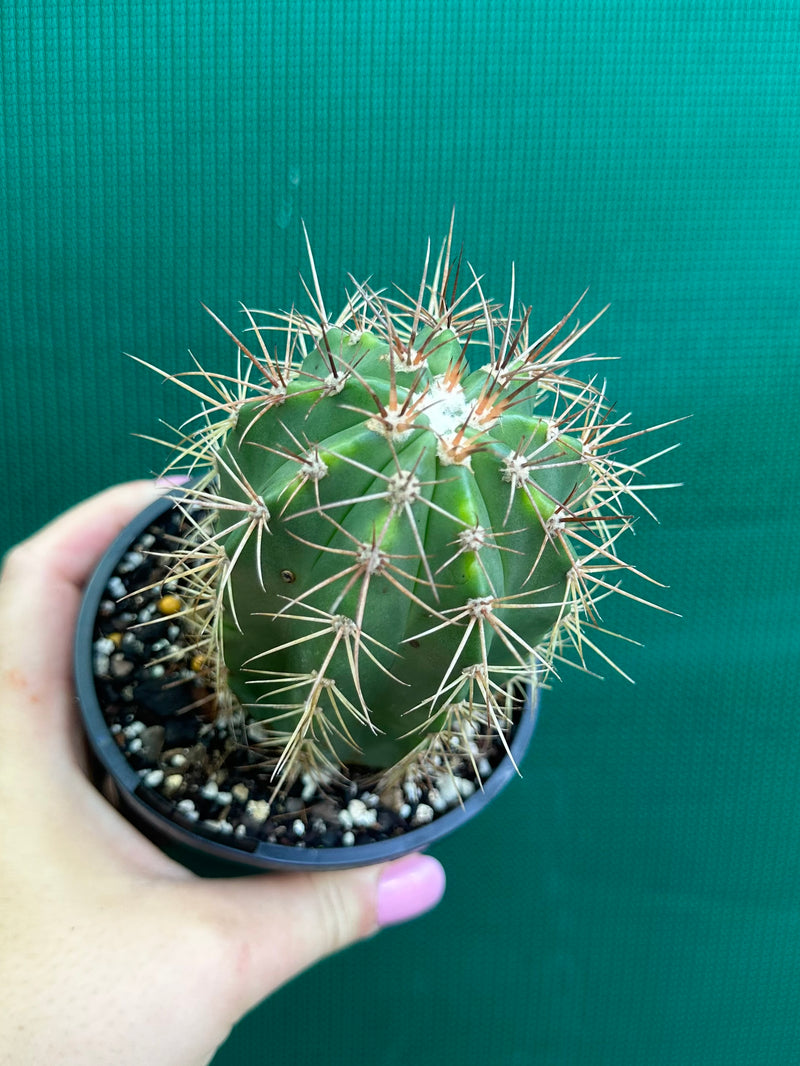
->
<box><xmin>1</xmin><ymin>480</ymin><xmax>171</xmax><ymax>591</ymax></box>
<box><xmin>188</xmin><ymin>854</ymin><xmax>446</xmax><ymax>1009</ymax></box>
<box><xmin>0</xmin><ymin>480</ymin><xmax>173</xmax><ymax>714</ymax></box>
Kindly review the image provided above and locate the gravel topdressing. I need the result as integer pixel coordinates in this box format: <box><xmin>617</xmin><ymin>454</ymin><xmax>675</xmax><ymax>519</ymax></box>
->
<box><xmin>90</xmin><ymin>505</ymin><xmax>516</xmax><ymax>854</ymax></box>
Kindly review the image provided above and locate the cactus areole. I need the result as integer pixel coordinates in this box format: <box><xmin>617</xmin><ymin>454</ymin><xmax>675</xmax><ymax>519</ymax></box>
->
<box><xmin>79</xmin><ymin>226</ymin><xmax>674</xmax><ymax>866</ymax></box>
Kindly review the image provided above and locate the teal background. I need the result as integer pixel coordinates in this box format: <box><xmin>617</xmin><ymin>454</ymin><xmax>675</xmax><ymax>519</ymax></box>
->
<box><xmin>2</xmin><ymin>2</ymin><xmax>799</xmax><ymax>1063</ymax></box>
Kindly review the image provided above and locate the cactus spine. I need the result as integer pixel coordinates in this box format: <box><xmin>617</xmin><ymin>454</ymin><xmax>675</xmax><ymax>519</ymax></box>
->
<box><xmin>154</xmin><ymin>228</ymin><xmax>672</xmax><ymax>794</ymax></box>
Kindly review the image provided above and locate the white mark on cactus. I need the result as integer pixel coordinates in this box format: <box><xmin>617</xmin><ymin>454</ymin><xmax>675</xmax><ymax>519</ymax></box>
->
<box><xmin>426</xmin><ymin>376</ymin><xmax>468</xmax><ymax>436</ymax></box>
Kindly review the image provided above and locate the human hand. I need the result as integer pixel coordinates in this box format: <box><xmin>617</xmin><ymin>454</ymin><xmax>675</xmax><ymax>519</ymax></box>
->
<box><xmin>0</xmin><ymin>482</ymin><xmax>445</xmax><ymax>1066</ymax></box>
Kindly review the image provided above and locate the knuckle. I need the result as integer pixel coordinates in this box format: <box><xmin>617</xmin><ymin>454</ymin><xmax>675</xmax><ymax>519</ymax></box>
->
<box><xmin>0</xmin><ymin>540</ymin><xmax>37</xmax><ymax>584</ymax></box>
<box><xmin>314</xmin><ymin>871</ymin><xmax>375</xmax><ymax>950</ymax></box>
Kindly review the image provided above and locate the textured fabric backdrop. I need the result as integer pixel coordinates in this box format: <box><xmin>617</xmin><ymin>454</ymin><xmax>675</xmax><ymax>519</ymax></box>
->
<box><xmin>2</xmin><ymin>2</ymin><xmax>798</xmax><ymax>1064</ymax></box>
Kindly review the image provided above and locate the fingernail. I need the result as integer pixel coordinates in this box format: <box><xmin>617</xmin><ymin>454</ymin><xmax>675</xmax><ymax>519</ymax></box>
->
<box><xmin>154</xmin><ymin>474</ymin><xmax>191</xmax><ymax>489</ymax></box>
<box><xmin>376</xmin><ymin>853</ymin><xmax>446</xmax><ymax>927</ymax></box>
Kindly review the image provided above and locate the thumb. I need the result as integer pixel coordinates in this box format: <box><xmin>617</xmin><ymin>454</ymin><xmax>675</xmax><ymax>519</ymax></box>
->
<box><xmin>191</xmin><ymin>854</ymin><xmax>445</xmax><ymax>1009</ymax></box>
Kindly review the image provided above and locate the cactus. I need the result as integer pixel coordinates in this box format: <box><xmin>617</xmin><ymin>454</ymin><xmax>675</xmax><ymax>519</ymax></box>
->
<box><xmin>147</xmin><ymin>227</ymin><xmax>674</xmax><ymax>796</ymax></box>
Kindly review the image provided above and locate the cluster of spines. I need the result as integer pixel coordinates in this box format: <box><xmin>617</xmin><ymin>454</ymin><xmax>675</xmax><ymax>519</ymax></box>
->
<box><xmin>137</xmin><ymin>225</ymin><xmax>678</xmax><ymax>792</ymax></box>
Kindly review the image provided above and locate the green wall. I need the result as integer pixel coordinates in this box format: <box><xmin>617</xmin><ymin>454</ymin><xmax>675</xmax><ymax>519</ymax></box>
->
<box><xmin>2</xmin><ymin>2</ymin><xmax>798</xmax><ymax>1063</ymax></box>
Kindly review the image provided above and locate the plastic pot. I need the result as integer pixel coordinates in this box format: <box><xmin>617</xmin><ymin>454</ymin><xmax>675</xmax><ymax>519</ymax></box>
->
<box><xmin>74</xmin><ymin>488</ymin><xmax>539</xmax><ymax>872</ymax></box>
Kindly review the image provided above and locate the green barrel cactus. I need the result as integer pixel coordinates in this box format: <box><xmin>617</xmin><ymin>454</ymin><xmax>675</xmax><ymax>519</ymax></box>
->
<box><xmin>151</xmin><ymin>228</ymin><xmax>672</xmax><ymax>794</ymax></box>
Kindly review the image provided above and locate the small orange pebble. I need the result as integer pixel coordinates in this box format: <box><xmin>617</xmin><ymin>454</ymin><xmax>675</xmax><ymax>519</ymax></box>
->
<box><xmin>190</xmin><ymin>654</ymin><xmax>205</xmax><ymax>672</ymax></box>
<box><xmin>108</xmin><ymin>632</ymin><xmax>123</xmax><ymax>648</ymax></box>
<box><xmin>157</xmin><ymin>594</ymin><xmax>182</xmax><ymax>615</ymax></box>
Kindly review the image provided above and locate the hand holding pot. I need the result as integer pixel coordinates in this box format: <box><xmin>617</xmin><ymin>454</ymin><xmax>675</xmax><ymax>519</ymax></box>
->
<box><xmin>0</xmin><ymin>481</ymin><xmax>445</xmax><ymax>1066</ymax></box>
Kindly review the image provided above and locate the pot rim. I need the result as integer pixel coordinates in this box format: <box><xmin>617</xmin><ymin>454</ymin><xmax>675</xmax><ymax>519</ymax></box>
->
<box><xmin>74</xmin><ymin>487</ymin><xmax>539</xmax><ymax>871</ymax></box>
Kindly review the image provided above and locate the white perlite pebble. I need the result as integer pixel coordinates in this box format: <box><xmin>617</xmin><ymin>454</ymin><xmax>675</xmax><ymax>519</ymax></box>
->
<box><xmin>292</xmin><ymin>819</ymin><xmax>305</xmax><ymax>837</ymax></box>
<box><xmin>200</xmin><ymin>781</ymin><xmax>219</xmax><ymax>800</ymax></box>
<box><xmin>347</xmin><ymin>799</ymin><xmax>377</xmax><ymax>828</ymax></box>
<box><xmin>123</xmin><ymin>721</ymin><xmax>146</xmax><ymax>738</ymax></box>
<box><xmin>399</xmin><ymin>803</ymin><xmax>412</xmax><ymax>819</ymax></box>
<box><xmin>231</xmin><ymin>783</ymin><xmax>249</xmax><ymax>803</ymax></box>
<box><xmin>432</xmin><ymin>777</ymin><xmax>459</xmax><ymax>809</ymax></box>
<box><xmin>338</xmin><ymin>809</ymin><xmax>354</xmax><ymax>830</ymax></box>
<box><xmin>403</xmin><ymin>781</ymin><xmax>421</xmax><ymax>803</ymax></box>
<box><xmin>434</xmin><ymin>774</ymin><xmax>475</xmax><ymax>805</ymax></box>
<box><xmin>177</xmin><ymin>799</ymin><xmax>198</xmax><ymax>821</ymax></box>
<box><xmin>342</xmin><ymin>831</ymin><xmax>355</xmax><ymax>846</ymax></box>
<box><xmin>107</xmin><ymin>577</ymin><xmax>126</xmax><ymax>599</ymax></box>
<box><xmin>143</xmin><ymin>769</ymin><xmax>164</xmax><ymax>788</ymax></box>
<box><xmin>163</xmin><ymin>774</ymin><xmax>184</xmax><ymax>796</ymax></box>
<box><xmin>216</xmin><ymin>791</ymin><xmax>233</xmax><ymax>807</ymax></box>
<box><xmin>170</xmin><ymin>753</ymin><xmax>188</xmax><ymax>768</ymax></box>
<box><xmin>301</xmin><ymin>774</ymin><xmax>317</xmax><ymax>802</ymax></box>
<box><xmin>478</xmin><ymin>757</ymin><xmax>492</xmax><ymax>778</ymax></box>
<box><xmin>412</xmin><ymin>804</ymin><xmax>434</xmax><ymax>826</ymax></box>
<box><xmin>204</xmin><ymin>819</ymin><xmax>233</xmax><ymax>835</ymax></box>
<box><xmin>94</xmin><ymin>637</ymin><xmax>116</xmax><ymax>655</ymax></box>
<box><xmin>246</xmin><ymin>799</ymin><xmax>271</xmax><ymax>823</ymax></box>
<box><xmin>118</xmin><ymin>551</ymin><xmax>144</xmax><ymax>573</ymax></box>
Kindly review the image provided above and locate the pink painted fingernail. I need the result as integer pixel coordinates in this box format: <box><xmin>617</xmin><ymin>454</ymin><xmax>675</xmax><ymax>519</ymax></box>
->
<box><xmin>155</xmin><ymin>474</ymin><xmax>191</xmax><ymax>488</ymax></box>
<box><xmin>376</xmin><ymin>853</ymin><xmax>446</xmax><ymax>927</ymax></box>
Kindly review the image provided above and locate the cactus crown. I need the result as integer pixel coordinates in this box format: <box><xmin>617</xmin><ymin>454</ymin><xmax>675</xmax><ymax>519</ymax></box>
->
<box><xmin>143</xmin><ymin>226</ymin><xmax>675</xmax><ymax>796</ymax></box>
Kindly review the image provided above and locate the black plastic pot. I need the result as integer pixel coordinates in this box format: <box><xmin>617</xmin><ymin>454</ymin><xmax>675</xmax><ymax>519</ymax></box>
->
<box><xmin>74</xmin><ymin>488</ymin><xmax>539</xmax><ymax>872</ymax></box>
